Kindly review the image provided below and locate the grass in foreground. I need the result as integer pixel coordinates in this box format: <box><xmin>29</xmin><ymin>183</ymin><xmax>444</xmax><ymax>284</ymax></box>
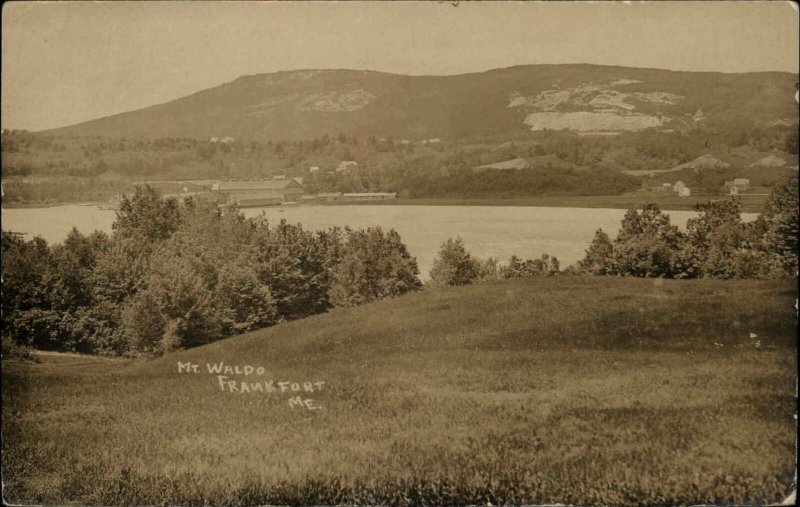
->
<box><xmin>2</xmin><ymin>277</ymin><xmax>797</xmax><ymax>505</ymax></box>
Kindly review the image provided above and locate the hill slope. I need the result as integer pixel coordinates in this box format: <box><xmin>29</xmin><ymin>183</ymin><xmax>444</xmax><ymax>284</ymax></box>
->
<box><xmin>45</xmin><ymin>64</ymin><xmax>798</xmax><ymax>141</ymax></box>
<box><xmin>3</xmin><ymin>277</ymin><xmax>797</xmax><ymax>505</ymax></box>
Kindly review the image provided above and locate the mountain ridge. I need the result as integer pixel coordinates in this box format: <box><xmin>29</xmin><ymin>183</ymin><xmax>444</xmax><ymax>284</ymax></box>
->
<box><xmin>44</xmin><ymin>64</ymin><xmax>798</xmax><ymax>141</ymax></box>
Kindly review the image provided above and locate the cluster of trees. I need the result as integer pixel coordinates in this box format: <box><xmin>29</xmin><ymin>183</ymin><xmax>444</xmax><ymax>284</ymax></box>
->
<box><xmin>427</xmin><ymin>174</ymin><xmax>797</xmax><ymax>287</ymax></box>
<box><xmin>718</xmin><ymin>123</ymin><xmax>798</xmax><ymax>155</ymax></box>
<box><xmin>577</xmin><ymin>176</ymin><xmax>798</xmax><ymax>279</ymax></box>
<box><xmin>413</xmin><ymin>167</ymin><xmax>640</xmax><ymax>198</ymax></box>
<box><xmin>1</xmin><ymin>129</ymin><xmax>68</xmax><ymax>154</ymax></box>
<box><xmin>3</xmin><ymin>175</ymin><xmax>795</xmax><ymax>357</ymax></box>
<box><xmin>1</xmin><ymin>187</ymin><xmax>422</xmax><ymax>356</ymax></box>
<box><xmin>1</xmin><ymin>179</ymin><xmax>128</xmax><ymax>205</ymax></box>
<box><xmin>428</xmin><ymin>237</ymin><xmax>560</xmax><ymax>288</ymax></box>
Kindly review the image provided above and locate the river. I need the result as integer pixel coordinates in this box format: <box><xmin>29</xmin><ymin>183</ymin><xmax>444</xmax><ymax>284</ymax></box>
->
<box><xmin>1</xmin><ymin>204</ymin><xmax>759</xmax><ymax>277</ymax></box>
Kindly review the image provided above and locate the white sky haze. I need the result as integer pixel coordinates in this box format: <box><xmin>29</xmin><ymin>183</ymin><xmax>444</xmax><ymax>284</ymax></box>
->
<box><xmin>2</xmin><ymin>1</ymin><xmax>798</xmax><ymax>131</ymax></box>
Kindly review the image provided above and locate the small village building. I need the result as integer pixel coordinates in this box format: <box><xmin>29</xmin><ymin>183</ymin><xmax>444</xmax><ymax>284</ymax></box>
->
<box><xmin>653</xmin><ymin>182</ymin><xmax>673</xmax><ymax>193</ymax></box>
<box><xmin>309</xmin><ymin>166</ymin><xmax>320</xmax><ymax>173</ymax></box>
<box><xmin>640</xmin><ymin>179</ymin><xmax>679</xmax><ymax>194</ymax></box>
<box><xmin>672</xmin><ymin>181</ymin><xmax>691</xmax><ymax>197</ymax></box>
<box><xmin>213</xmin><ymin>179</ymin><xmax>305</xmax><ymax>207</ymax></box>
<box><xmin>722</xmin><ymin>178</ymin><xmax>751</xmax><ymax>195</ymax></box>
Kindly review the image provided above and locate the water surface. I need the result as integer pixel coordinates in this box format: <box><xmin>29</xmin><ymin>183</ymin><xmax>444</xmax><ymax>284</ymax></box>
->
<box><xmin>2</xmin><ymin>204</ymin><xmax>759</xmax><ymax>277</ymax></box>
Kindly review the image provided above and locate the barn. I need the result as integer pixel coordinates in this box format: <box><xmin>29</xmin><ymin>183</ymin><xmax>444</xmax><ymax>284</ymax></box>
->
<box><xmin>213</xmin><ymin>179</ymin><xmax>305</xmax><ymax>207</ymax></box>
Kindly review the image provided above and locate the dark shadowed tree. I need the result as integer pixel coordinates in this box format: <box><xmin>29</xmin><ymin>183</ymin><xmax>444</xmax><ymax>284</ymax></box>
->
<box><xmin>113</xmin><ymin>185</ymin><xmax>182</xmax><ymax>241</ymax></box>
<box><xmin>329</xmin><ymin>228</ymin><xmax>422</xmax><ymax>307</ymax></box>
<box><xmin>428</xmin><ymin>237</ymin><xmax>480</xmax><ymax>288</ymax></box>
<box><xmin>757</xmin><ymin>175</ymin><xmax>798</xmax><ymax>278</ymax></box>
<box><xmin>679</xmin><ymin>198</ymin><xmax>744</xmax><ymax>278</ymax></box>
<box><xmin>251</xmin><ymin>219</ymin><xmax>336</xmax><ymax>319</ymax></box>
<box><xmin>142</xmin><ymin>244</ymin><xmax>220</xmax><ymax>352</ymax></box>
<box><xmin>501</xmin><ymin>254</ymin><xmax>560</xmax><ymax>278</ymax></box>
<box><xmin>612</xmin><ymin>205</ymin><xmax>684</xmax><ymax>278</ymax></box>
<box><xmin>215</xmin><ymin>260</ymin><xmax>279</xmax><ymax>335</ymax></box>
<box><xmin>578</xmin><ymin>229</ymin><xmax>615</xmax><ymax>275</ymax></box>
<box><xmin>0</xmin><ymin>233</ymin><xmax>60</xmax><ymax>349</ymax></box>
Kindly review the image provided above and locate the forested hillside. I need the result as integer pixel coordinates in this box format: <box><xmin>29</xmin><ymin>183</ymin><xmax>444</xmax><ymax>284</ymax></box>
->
<box><xmin>2</xmin><ymin>125</ymin><xmax>797</xmax><ymax>205</ymax></box>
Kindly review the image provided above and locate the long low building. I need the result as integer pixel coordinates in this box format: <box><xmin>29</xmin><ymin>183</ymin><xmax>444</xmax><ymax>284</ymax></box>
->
<box><xmin>315</xmin><ymin>192</ymin><xmax>343</xmax><ymax>201</ymax></box>
<box><xmin>212</xmin><ymin>179</ymin><xmax>305</xmax><ymax>206</ymax></box>
<box><xmin>341</xmin><ymin>192</ymin><xmax>397</xmax><ymax>201</ymax></box>
<box><xmin>304</xmin><ymin>192</ymin><xmax>397</xmax><ymax>202</ymax></box>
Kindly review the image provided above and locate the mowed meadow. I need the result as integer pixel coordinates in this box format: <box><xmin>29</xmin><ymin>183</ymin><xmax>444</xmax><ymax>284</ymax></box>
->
<box><xmin>2</xmin><ymin>276</ymin><xmax>797</xmax><ymax>506</ymax></box>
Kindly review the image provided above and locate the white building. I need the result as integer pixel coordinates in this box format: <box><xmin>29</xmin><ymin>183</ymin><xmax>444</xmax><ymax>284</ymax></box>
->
<box><xmin>723</xmin><ymin>178</ymin><xmax>751</xmax><ymax>195</ymax></box>
<box><xmin>336</xmin><ymin>161</ymin><xmax>359</xmax><ymax>173</ymax></box>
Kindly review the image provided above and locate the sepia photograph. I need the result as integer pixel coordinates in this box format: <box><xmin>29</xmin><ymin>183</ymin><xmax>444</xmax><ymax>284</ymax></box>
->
<box><xmin>1</xmin><ymin>1</ymin><xmax>798</xmax><ymax>505</ymax></box>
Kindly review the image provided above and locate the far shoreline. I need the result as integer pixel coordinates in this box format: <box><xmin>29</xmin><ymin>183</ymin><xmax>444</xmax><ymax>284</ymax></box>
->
<box><xmin>311</xmin><ymin>194</ymin><xmax>768</xmax><ymax>213</ymax></box>
<box><xmin>1</xmin><ymin>193</ymin><xmax>767</xmax><ymax>213</ymax></box>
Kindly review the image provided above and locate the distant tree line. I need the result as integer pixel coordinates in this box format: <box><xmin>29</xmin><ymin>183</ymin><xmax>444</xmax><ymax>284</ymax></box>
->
<box><xmin>1</xmin><ymin>179</ymin><xmax>129</xmax><ymax>205</ymax></box>
<box><xmin>1</xmin><ymin>186</ymin><xmax>421</xmax><ymax>356</ymax></box>
<box><xmin>410</xmin><ymin>167</ymin><xmax>640</xmax><ymax>198</ymax></box>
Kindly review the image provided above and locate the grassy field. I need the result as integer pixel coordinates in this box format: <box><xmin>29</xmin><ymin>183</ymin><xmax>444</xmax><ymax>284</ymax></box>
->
<box><xmin>323</xmin><ymin>194</ymin><xmax>769</xmax><ymax>213</ymax></box>
<box><xmin>2</xmin><ymin>277</ymin><xmax>797</xmax><ymax>505</ymax></box>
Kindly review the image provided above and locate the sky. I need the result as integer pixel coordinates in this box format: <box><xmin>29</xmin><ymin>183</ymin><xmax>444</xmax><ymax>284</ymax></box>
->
<box><xmin>2</xmin><ymin>1</ymin><xmax>798</xmax><ymax>131</ymax></box>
